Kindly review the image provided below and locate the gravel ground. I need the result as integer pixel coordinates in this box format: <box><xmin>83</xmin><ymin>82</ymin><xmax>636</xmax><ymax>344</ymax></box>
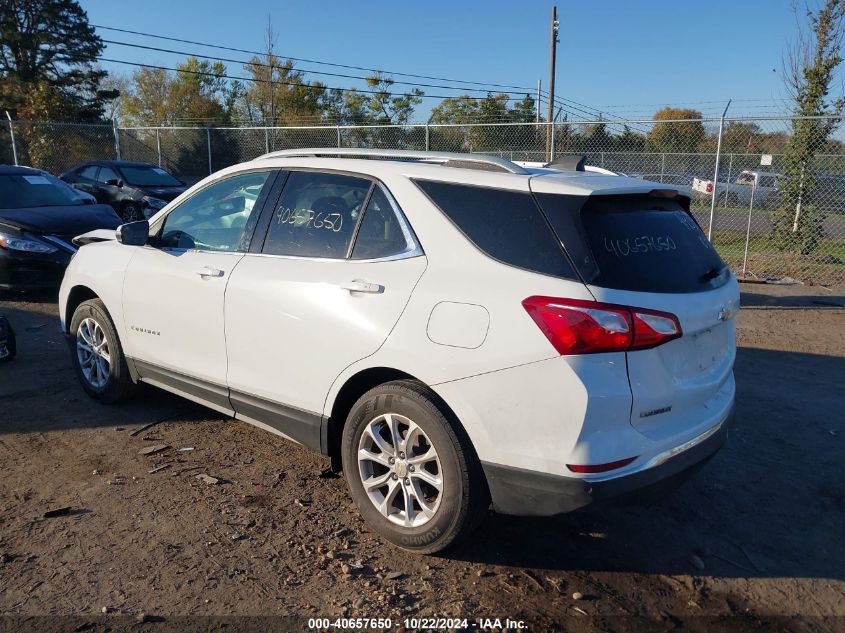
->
<box><xmin>0</xmin><ymin>283</ymin><xmax>843</xmax><ymax>632</ymax></box>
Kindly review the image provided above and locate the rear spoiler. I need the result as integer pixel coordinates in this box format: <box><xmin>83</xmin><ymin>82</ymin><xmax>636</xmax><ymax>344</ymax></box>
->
<box><xmin>545</xmin><ymin>155</ymin><xmax>586</xmax><ymax>171</ymax></box>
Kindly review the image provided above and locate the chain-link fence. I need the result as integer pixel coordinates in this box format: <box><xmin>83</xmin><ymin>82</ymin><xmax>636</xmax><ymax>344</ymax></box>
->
<box><xmin>4</xmin><ymin>115</ymin><xmax>845</xmax><ymax>286</ymax></box>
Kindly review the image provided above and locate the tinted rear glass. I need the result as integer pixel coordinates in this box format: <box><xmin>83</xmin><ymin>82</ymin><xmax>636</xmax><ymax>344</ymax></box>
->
<box><xmin>536</xmin><ymin>193</ymin><xmax>729</xmax><ymax>293</ymax></box>
<box><xmin>415</xmin><ymin>180</ymin><xmax>576</xmax><ymax>280</ymax></box>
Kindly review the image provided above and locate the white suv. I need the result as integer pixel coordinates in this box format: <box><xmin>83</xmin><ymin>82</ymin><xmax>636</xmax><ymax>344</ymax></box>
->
<box><xmin>59</xmin><ymin>149</ymin><xmax>739</xmax><ymax>553</ymax></box>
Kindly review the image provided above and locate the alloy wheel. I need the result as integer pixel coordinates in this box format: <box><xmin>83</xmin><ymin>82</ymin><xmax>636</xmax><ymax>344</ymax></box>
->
<box><xmin>357</xmin><ymin>413</ymin><xmax>443</xmax><ymax>528</ymax></box>
<box><xmin>76</xmin><ymin>317</ymin><xmax>111</xmax><ymax>389</ymax></box>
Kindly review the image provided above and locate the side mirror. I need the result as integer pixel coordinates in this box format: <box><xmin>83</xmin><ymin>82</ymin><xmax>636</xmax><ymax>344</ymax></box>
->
<box><xmin>115</xmin><ymin>220</ymin><xmax>149</xmax><ymax>246</ymax></box>
<box><xmin>105</xmin><ymin>178</ymin><xmax>123</xmax><ymax>188</ymax></box>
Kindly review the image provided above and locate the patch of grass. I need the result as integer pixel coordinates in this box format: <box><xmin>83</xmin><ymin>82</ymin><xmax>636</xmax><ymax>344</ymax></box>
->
<box><xmin>710</xmin><ymin>230</ymin><xmax>845</xmax><ymax>285</ymax></box>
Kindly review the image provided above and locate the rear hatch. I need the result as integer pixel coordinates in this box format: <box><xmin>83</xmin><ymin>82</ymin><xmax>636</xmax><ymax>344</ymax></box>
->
<box><xmin>531</xmin><ymin>178</ymin><xmax>739</xmax><ymax>440</ymax></box>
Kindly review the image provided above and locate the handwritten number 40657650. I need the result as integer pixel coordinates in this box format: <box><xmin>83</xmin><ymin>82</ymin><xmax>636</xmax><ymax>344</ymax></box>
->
<box><xmin>604</xmin><ymin>235</ymin><xmax>677</xmax><ymax>257</ymax></box>
<box><xmin>277</xmin><ymin>207</ymin><xmax>344</xmax><ymax>233</ymax></box>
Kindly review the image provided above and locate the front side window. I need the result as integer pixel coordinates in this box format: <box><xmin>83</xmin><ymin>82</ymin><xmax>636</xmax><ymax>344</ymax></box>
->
<box><xmin>159</xmin><ymin>171</ymin><xmax>271</xmax><ymax>251</ymax></box>
<box><xmin>350</xmin><ymin>187</ymin><xmax>419</xmax><ymax>260</ymax></box>
<box><xmin>263</xmin><ymin>171</ymin><xmax>372</xmax><ymax>258</ymax></box>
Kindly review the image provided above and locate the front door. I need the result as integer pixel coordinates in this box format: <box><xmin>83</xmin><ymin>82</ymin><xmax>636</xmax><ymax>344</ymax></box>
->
<box><xmin>121</xmin><ymin>169</ymin><xmax>277</xmax><ymax>407</ymax></box>
<box><xmin>225</xmin><ymin>171</ymin><xmax>426</xmax><ymax>448</ymax></box>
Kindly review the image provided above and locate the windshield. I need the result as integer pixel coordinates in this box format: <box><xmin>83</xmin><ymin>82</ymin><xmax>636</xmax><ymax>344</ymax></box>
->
<box><xmin>0</xmin><ymin>174</ymin><xmax>84</xmax><ymax>209</ymax></box>
<box><xmin>121</xmin><ymin>166</ymin><xmax>182</xmax><ymax>187</ymax></box>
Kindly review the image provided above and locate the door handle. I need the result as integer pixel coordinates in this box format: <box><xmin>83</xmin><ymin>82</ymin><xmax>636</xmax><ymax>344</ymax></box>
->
<box><xmin>340</xmin><ymin>280</ymin><xmax>384</xmax><ymax>294</ymax></box>
<box><xmin>197</xmin><ymin>266</ymin><xmax>225</xmax><ymax>279</ymax></box>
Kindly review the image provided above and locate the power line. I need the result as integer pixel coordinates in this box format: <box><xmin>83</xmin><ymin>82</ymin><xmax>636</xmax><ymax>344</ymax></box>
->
<box><xmin>97</xmin><ymin>57</ymin><xmax>534</xmax><ymax>102</ymax></box>
<box><xmin>101</xmin><ymin>38</ymin><xmax>536</xmax><ymax>98</ymax></box>
<box><xmin>92</xmin><ymin>24</ymin><xmax>540</xmax><ymax>95</ymax></box>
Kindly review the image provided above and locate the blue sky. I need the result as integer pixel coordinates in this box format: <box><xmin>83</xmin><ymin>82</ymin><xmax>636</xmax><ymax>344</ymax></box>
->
<box><xmin>81</xmin><ymin>0</ymin><xmax>826</xmax><ymax>122</ymax></box>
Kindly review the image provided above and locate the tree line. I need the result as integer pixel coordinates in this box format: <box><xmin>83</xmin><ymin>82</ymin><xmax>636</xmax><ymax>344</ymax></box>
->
<box><xmin>1</xmin><ymin>0</ymin><xmax>843</xmax><ymax>255</ymax></box>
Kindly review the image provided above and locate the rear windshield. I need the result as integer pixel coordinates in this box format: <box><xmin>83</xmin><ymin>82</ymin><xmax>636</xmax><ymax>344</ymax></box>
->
<box><xmin>415</xmin><ymin>180</ymin><xmax>577</xmax><ymax>280</ymax></box>
<box><xmin>121</xmin><ymin>166</ymin><xmax>182</xmax><ymax>187</ymax></box>
<box><xmin>535</xmin><ymin>193</ymin><xmax>729</xmax><ymax>293</ymax></box>
<box><xmin>0</xmin><ymin>174</ymin><xmax>84</xmax><ymax>208</ymax></box>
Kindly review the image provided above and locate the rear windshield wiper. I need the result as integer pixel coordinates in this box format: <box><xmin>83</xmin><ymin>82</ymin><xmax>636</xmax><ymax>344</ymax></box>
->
<box><xmin>701</xmin><ymin>266</ymin><xmax>726</xmax><ymax>283</ymax></box>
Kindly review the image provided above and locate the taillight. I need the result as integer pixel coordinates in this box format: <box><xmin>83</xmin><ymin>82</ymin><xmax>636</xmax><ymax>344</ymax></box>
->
<box><xmin>522</xmin><ymin>297</ymin><xmax>682</xmax><ymax>355</ymax></box>
<box><xmin>706</xmin><ymin>182</ymin><xmax>714</xmax><ymax>193</ymax></box>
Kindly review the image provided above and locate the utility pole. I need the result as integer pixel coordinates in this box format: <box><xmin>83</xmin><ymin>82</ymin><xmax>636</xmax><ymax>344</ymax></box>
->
<box><xmin>536</xmin><ymin>80</ymin><xmax>541</xmax><ymax>124</ymax></box>
<box><xmin>546</xmin><ymin>5</ymin><xmax>559</xmax><ymax>161</ymax></box>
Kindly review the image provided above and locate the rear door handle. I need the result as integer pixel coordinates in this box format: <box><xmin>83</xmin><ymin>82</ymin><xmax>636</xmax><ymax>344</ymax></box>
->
<box><xmin>197</xmin><ymin>266</ymin><xmax>225</xmax><ymax>279</ymax></box>
<box><xmin>340</xmin><ymin>280</ymin><xmax>384</xmax><ymax>294</ymax></box>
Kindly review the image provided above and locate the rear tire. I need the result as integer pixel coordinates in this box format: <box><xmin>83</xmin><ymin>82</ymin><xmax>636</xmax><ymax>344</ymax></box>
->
<box><xmin>341</xmin><ymin>380</ymin><xmax>489</xmax><ymax>554</ymax></box>
<box><xmin>70</xmin><ymin>299</ymin><xmax>137</xmax><ymax>403</ymax></box>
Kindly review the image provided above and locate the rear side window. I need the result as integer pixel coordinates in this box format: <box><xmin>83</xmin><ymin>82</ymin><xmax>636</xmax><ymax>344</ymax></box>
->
<box><xmin>97</xmin><ymin>166</ymin><xmax>119</xmax><ymax>184</ymax></box>
<box><xmin>350</xmin><ymin>187</ymin><xmax>419</xmax><ymax>260</ymax></box>
<box><xmin>536</xmin><ymin>193</ymin><xmax>729</xmax><ymax>293</ymax></box>
<box><xmin>263</xmin><ymin>171</ymin><xmax>372</xmax><ymax>258</ymax></box>
<box><xmin>415</xmin><ymin>180</ymin><xmax>576</xmax><ymax>279</ymax></box>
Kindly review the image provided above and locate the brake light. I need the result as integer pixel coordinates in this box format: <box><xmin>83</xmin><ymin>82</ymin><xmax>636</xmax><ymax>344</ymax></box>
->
<box><xmin>706</xmin><ymin>182</ymin><xmax>714</xmax><ymax>193</ymax></box>
<box><xmin>522</xmin><ymin>297</ymin><xmax>682</xmax><ymax>355</ymax></box>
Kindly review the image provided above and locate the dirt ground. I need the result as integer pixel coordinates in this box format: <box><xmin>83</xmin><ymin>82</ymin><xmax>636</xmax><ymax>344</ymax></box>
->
<box><xmin>0</xmin><ymin>283</ymin><xmax>843</xmax><ymax>632</ymax></box>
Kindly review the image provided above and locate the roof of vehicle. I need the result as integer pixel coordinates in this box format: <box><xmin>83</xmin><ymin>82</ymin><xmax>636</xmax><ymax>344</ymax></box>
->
<box><xmin>78</xmin><ymin>160</ymin><xmax>161</xmax><ymax>169</ymax></box>
<box><xmin>0</xmin><ymin>164</ymin><xmax>41</xmax><ymax>176</ymax></box>
<box><xmin>245</xmin><ymin>150</ymin><xmax>685</xmax><ymax>198</ymax></box>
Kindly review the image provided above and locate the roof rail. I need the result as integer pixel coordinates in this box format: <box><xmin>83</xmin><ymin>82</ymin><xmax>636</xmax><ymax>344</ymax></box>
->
<box><xmin>256</xmin><ymin>148</ymin><xmax>529</xmax><ymax>175</ymax></box>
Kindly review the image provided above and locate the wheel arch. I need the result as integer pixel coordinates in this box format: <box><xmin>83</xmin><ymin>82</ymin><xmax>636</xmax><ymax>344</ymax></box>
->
<box><xmin>64</xmin><ymin>285</ymin><xmax>100</xmax><ymax>333</ymax></box>
<box><xmin>324</xmin><ymin>367</ymin><xmax>480</xmax><ymax>476</ymax></box>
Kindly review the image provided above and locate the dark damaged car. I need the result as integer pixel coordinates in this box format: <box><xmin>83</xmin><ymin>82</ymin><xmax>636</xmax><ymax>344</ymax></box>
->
<box><xmin>60</xmin><ymin>160</ymin><xmax>187</xmax><ymax>221</ymax></box>
<box><xmin>0</xmin><ymin>165</ymin><xmax>122</xmax><ymax>291</ymax></box>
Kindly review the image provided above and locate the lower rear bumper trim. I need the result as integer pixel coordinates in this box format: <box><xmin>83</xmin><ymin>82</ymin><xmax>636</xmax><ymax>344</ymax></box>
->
<box><xmin>482</xmin><ymin>404</ymin><xmax>734</xmax><ymax>516</ymax></box>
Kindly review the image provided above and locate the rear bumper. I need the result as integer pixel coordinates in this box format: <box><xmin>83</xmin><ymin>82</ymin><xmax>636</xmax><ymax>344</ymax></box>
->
<box><xmin>482</xmin><ymin>404</ymin><xmax>734</xmax><ymax>516</ymax></box>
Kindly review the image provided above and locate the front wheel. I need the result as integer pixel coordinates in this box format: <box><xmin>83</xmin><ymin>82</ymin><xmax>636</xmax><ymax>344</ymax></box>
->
<box><xmin>70</xmin><ymin>299</ymin><xmax>137</xmax><ymax>403</ymax></box>
<box><xmin>341</xmin><ymin>380</ymin><xmax>489</xmax><ymax>554</ymax></box>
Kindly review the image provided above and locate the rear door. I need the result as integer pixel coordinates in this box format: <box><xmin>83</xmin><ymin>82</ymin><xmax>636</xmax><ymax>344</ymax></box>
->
<box><xmin>533</xmin><ymin>187</ymin><xmax>739</xmax><ymax>442</ymax></box>
<box><xmin>224</xmin><ymin>170</ymin><xmax>426</xmax><ymax>448</ymax></box>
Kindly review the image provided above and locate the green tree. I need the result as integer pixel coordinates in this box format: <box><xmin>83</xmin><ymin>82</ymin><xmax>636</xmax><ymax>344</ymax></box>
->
<box><xmin>429</xmin><ymin>93</ymin><xmax>539</xmax><ymax>153</ymax></box>
<box><xmin>772</xmin><ymin>0</ymin><xmax>844</xmax><ymax>254</ymax></box>
<box><xmin>618</xmin><ymin>125</ymin><xmax>646</xmax><ymax>152</ymax></box>
<box><xmin>119</xmin><ymin>58</ymin><xmax>235</xmax><ymax>126</ymax></box>
<box><xmin>0</xmin><ymin>0</ymin><xmax>116</xmax><ymax>120</ymax></box>
<box><xmin>235</xmin><ymin>22</ymin><xmax>327</xmax><ymax>126</ymax></box>
<box><xmin>647</xmin><ymin>107</ymin><xmax>705</xmax><ymax>153</ymax></box>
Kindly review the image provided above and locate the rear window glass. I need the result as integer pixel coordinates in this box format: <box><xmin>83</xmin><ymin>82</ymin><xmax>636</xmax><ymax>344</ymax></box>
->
<box><xmin>415</xmin><ymin>180</ymin><xmax>576</xmax><ymax>280</ymax></box>
<box><xmin>536</xmin><ymin>193</ymin><xmax>729</xmax><ymax>293</ymax></box>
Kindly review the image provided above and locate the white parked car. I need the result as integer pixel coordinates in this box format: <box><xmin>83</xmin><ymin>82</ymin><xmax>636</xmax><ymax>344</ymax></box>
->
<box><xmin>693</xmin><ymin>170</ymin><xmax>782</xmax><ymax>208</ymax></box>
<box><xmin>59</xmin><ymin>149</ymin><xmax>738</xmax><ymax>553</ymax></box>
